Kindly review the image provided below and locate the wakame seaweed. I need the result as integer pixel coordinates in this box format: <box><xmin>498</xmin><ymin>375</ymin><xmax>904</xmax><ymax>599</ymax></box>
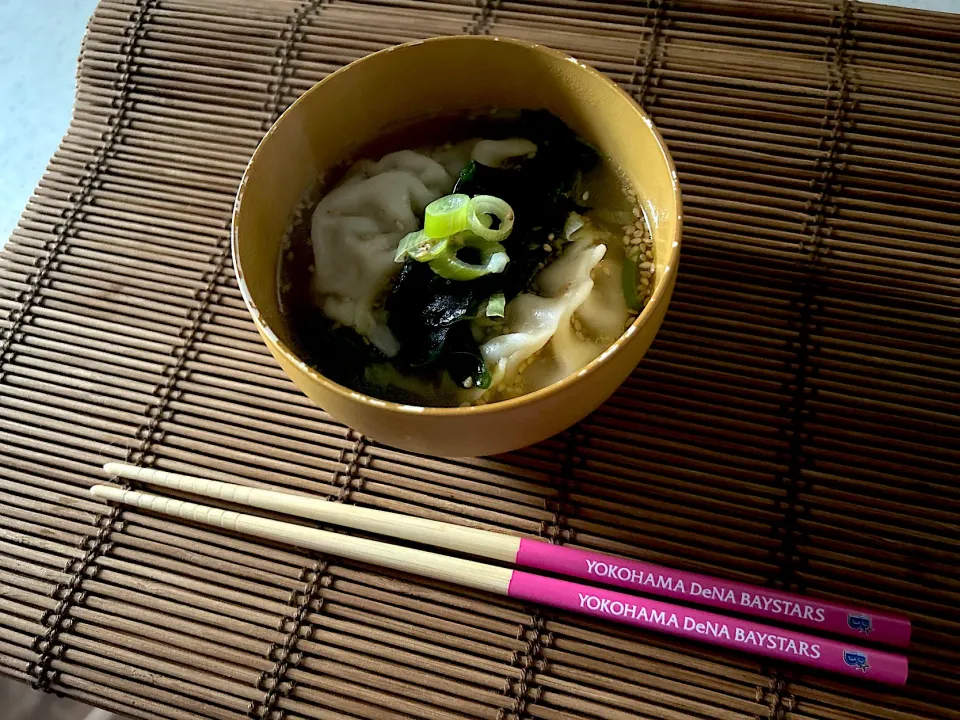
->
<box><xmin>386</xmin><ymin>110</ymin><xmax>598</xmax><ymax>388</ymax></box>
<box><xmin>386</xmin><ymin>259</ymin><xmax>500</xmax><ymax>368</ymax></box>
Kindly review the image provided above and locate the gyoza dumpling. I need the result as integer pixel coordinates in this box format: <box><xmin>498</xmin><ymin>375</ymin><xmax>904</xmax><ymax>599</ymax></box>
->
<box><xmin>536</xmin><ymin>236</ymin><xmax>605</xmax><ymax>296</ymax></box>
<box><xmin>480</xmin><ymin>238</ymin><xmax>606</xmax><ymax>394</ymax></box>
<box><xmin>310</xmin><ymin>151</ymin><xmax>455</xmax><ymax>356</ymax></box>
<box><xmin>565</xmin><ymin>223</ymin><xmax>630</xmax><ymax>340</ymax></box>
<box><xmin>429</xmin><ymin>137</ymin><xmax>537</xmax><ymax>178</ymax></box>
<box><xmin>338</xmin><ymin>150</ymin><xmax>452</xmax><ymax>195</ymax></box>
<box><xmin>471</xmin><ymin>138</ymin><xmax>537</xmax><ymax>167</ymax></box>
<box><xmin>429</xmin><ymin>140</ymin><xmax>479</xmax><ymax>178</ymax></box>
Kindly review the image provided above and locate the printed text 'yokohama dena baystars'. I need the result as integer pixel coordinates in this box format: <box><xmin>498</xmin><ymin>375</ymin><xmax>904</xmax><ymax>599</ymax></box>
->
<box><xmin>576</xmin><ymin>593</ymin><xmax>823</xmax><ymax>659</ymax></box>
<box><xmin>584</xmin><ymin>559</ymin><xmax>827</xmax><ymax>623</ymax></box>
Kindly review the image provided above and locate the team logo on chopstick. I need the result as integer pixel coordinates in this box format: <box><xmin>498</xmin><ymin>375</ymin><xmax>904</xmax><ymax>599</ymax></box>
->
<box><xmin>847</xmin><ymin>614</ymin><xmax>873</xmax><ymax>635</ymax></box>
<box><xmin>843</xmin><ymin>650</ymin><xmax>871</xmax><ymax>673</ymax></box>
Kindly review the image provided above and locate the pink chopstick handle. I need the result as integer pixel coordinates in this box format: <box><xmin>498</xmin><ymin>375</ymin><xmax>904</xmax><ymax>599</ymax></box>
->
<box><xmin>508</xmin><ymin>571</ymin><xmax>908</xmax><ymax>685</ymax></box>
<box><xmin>515</xmin><ymin>539</ymin><xmax>911</xmax><ymax>647</ymax></box>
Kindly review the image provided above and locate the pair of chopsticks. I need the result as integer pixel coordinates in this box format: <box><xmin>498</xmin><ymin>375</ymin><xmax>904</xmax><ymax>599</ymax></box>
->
<box><xmin>93</xmin><ymin>463</ymin><xmax>909</xmax><ymax>685</ymax></box>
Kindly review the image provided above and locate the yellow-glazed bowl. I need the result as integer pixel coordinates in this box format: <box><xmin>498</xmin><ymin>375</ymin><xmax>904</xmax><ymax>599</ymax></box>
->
<box><xmin>232</xmin><ymin>36</ymin><xmax>681</xmax><ymax>458</ymax></box>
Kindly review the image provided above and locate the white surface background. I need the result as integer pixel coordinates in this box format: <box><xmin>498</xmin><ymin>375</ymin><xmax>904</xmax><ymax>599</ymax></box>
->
<box><xmin>0</xmin><ymin>0</ymin><xmax>99</xmax><ymax>249</ymax></box>
<box><xmin>0</xmin><ymin>0</ymin><xmax>957</xmax><ymax>718</ymax></box>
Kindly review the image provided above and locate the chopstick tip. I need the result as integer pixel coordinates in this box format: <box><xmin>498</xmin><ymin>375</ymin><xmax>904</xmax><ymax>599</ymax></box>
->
<box><xmin>91</xmin><ymin>484</ymin><xmax>123</xmax><ymax>501</ymax></box>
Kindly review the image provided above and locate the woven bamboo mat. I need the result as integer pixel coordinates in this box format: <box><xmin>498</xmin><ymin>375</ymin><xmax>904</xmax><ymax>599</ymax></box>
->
<box><xmin>0</xmin><ymin>0</ymin><xmax>958</xmax><ymax>718</ymax></box>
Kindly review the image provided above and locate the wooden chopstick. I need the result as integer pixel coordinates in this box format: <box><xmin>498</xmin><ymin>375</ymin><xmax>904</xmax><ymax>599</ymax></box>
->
<box><xmin>103</xmin><ymin>462</ymin><xmax>911</xmax><ymax>647</ymax></box>
<box><xmin>91</xmin><ymin>482</ymin><xmax>908</xmax><ymax>685</ymax></box>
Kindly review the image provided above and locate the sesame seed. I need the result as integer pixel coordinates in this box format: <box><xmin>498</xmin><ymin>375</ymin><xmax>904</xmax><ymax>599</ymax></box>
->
<box><xmin>582</xmin><ymin>191</ymin><xmax>590</xmax><ymax>201</ymax></box>
<box><xmin>463</xmin><ymin>377</ymin><xmax>475</xmax><ymax>388</ymax></box>
<box><xmin>640</xmin><ymin>261</ymin><xmax>652</xmax><ymax>270</ymax></box>
<box><xmin>643</xmin><ymin>237</ymin><xmax>653</xmax><ymax>246</ymax></box>
<box><xmin>548</xmin><ymin>233</ymin><xmax>555</xmax><ymax>241</ymax></box>
<box><xmin>632</xmin><ymin>207</ymin><xmax>640</xmax><ymax>217</ymax></box>
<box><xmin>634</xmin><ymin>220</ymin><xmax>643</xmax><ymax>230</ymax></box>
<box><xmin>631</xmin><ymin>237</ymin><xmax>642</xmax><ymax>246</ymax></box>
<box><xmin>622</xmin><ymin>234</ymin><xmax>631</xmax><ymax>246</ymax></box>
<box><xmin>542</xmin><ymin>243</ymin><xmax>552</xmax><ymax>252</ymax></box>
<box><xmin>286</xmin><ymin>251</ymin><xmax>294</xmax><ymax>261</ymax></box>
<box><xmin>640</xmin><ymin>276</ymin><xmax>650</xmax><ymax>286</ymax></box>
<box><xmin>645</xmin><ymin>250</ymin><xmax>653</xmax><ymax>259</ymax></box>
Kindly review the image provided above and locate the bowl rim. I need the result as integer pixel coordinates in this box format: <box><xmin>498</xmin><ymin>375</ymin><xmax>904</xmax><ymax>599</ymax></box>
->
<box><xmin>232</xmin><ymin>34</ymin><xmax>682</xmax><ymax>418</ymax></box>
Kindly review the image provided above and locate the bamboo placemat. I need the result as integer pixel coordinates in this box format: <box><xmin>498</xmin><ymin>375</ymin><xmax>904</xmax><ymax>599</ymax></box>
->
<box><xmin>0</xmin><ymin>0</ymin><xmax>958</xmax><ymax>718</ymax></box>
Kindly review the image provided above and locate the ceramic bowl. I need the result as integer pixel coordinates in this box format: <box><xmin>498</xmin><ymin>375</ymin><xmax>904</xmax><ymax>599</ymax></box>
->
<box><xmin>232</xmin><ymin>35</ymin><xmax>681</xmax><ymax>457</ymax></box>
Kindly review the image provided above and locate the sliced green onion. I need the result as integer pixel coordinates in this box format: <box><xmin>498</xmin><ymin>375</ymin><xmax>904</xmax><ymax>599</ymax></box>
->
<box><xmin>395</xmin><ymin>230</ymin><xmax>449</xmax><ymax>263</ymax></box>
<box><xmin>410</xmin><ymin>236</ymin><xmax>449</xmax><ymax>262</ymax></box>
<box><xmin>467</xmin><ymin>195</ymin><xmax>515</xmax><ymax>243</ymax></box>
<box><xmin>487</xmin><ymin>252</ymin><xmax>509</xmax><ymax>273</ymax></box>
<box><xmin>395</xmin><ymin>230</ymin><xmax>424</xmax><ymax>262</ymax></box>
<box><xmin>454</xmin><ymin>160</ymin><xmax>477</xmax><ymax>189</ymax></box>
<box><xmin>486</xmin><ymin>292</ymin><xmax>506</xmax><ymax>318</ymax></box>
<box><xmin>621</xmin><ymin>255</ymin><xmax>644</xmax><ymax>311</ymax></box>
<box><xmin>476</xmin><ymin>366</ymin><xmax>493</xmax><ymax>390</ymax></box>
<box><xmin>428</xmin><ymin>235</ymin><xmax>509</xmax><ymax>281</ymax></box>
<box><xmin>424</xmin><ymin>193</ymin><xmax>470</xmax><ymax>239</ymax></box>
